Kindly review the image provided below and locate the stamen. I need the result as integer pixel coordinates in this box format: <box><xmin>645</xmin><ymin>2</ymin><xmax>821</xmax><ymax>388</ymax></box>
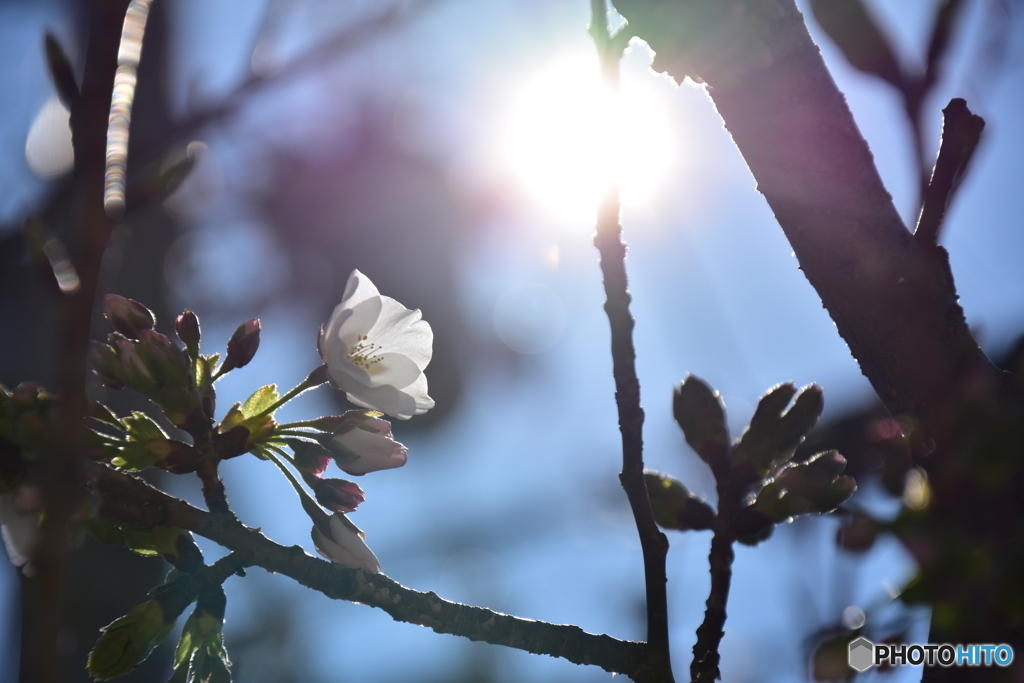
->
<box><xmin>346</xmin><ymin>335</ymin><xmax>384</xmax><ymax>370</ymax></box>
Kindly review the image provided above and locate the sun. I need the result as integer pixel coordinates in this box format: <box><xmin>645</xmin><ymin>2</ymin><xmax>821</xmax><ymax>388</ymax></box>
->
<box><xmin>500</xmin><ymin>53</ymin><xmax>676</xmax><ymax>225</ymax></box>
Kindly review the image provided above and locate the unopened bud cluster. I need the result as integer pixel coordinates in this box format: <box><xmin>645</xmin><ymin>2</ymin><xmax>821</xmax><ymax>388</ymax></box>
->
<box><xmin>648</xmin><ymin>375</ymin><xmax>856</xmax><ymax>546</ymax></box>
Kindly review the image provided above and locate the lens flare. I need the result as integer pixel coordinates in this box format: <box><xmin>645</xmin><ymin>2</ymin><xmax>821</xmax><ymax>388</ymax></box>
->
<box><xmin>500</xmin><ymin>54</ymin><xmax>675</xmax><ymax>224</ymax></box>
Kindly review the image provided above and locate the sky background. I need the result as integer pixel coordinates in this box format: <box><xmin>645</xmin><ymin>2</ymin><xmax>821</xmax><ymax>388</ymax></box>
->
<box><xmin>1</xmin><ymin>0</ymin><xmax>1023</xmax><ymax>681</ymax></box>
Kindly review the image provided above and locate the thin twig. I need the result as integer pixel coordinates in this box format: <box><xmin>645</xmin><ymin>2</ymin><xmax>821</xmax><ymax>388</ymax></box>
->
<box><xmin>589</xmin><ymin>2</ymin><xmax>673</xmax><ymax>681</ymax></box>
<box><xmin>690</xmin><ymin>477</ymin><xmax>740</xmax><ymax>683</ymax></box>
<box><xmin>89</xmin><ymin>464</ymin><xmax>650</xmax><ymax>678</ymax></box>
<box><xmin>914</xmin><ymin>98</ymin><xmax>985</xmax><ymax>246</ymax></box>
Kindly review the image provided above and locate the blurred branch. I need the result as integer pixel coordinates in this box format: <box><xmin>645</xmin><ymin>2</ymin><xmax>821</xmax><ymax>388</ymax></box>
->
<box><xmin>914</xmin><ymin>98</ymin><xmax>985</xmax><ymax>246</ymax></box>
<box><xmin>809</xmin><ymin>0</ymin><xmax>969</xmax><ymax>210</ymax></box>
<box><xmin>25</xmin><ymin>3</ymin><xmax>132</xmax><ymax>682</ymax></box>
<box><xmin>588</xmin><ymin>2</ymin><xmax>673</xmax><ymax>682</ymax></box>
<box><xmin>172</xmin><ymin>0</ymin><xmax>439</xmax><ymax>142</ymax></box>
<box><xmin>90</xmin><ymin>464</ymin><xmax>653</xmax><ymax>680</ymax></box>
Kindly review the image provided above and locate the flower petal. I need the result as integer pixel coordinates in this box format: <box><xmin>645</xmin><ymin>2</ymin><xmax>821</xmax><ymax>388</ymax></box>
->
<box><xmin>336</xmin><ymin>296</ymin><xmax>383</xmax><ymax>346</ymax></box>
<box><xmin>344</xmin><ymin>382</ymin><xmax>419</xmax><ymax>420</ymax></box>
<box><xmin>340</xmin><ymin>269</ymin><xmax>382</xmax><ymax>310</ymax></box>
<box><xmin>402</xmin><ymin>370</ymin><xmax>435</xmax><ymax>414</ymax></box>
<box><xmin>367</xmin><ymin>352</ymin><xmax>424</xmax><ymax>388</ymax></box>
<box><xmin>330</xmin><ymin>426</ymin><xmax>408</xmax><ymax>475</ymax></box>
<box><xmin>367</xmin><ymin>297</ymin><xmax>433</xmax><ymax>370</ymax></box>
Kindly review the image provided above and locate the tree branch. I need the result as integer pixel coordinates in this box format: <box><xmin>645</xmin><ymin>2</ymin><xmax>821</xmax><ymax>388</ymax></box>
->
<box><xmin>26</xmin><ymin>3</ymin><xmax>131</xmax><ymax>682</ymax></box>
<box><xmin>914</xmin><ymin>98</ymin><xmax>985</xmax><ymax>247</ymax></box>
<box><xmin>89</xmin><ymin>464</ymin><xmax>650</xmax><ymax>679</ymax></box>
<box><xmin>590</xmin><ymin>2</ymin><xmax>674</xmax><ymax>682</ymax></box>
<box><xmin>611</xmin><ymin>0</ymin><xmax>994</xmax><ymax>451</ymax></box>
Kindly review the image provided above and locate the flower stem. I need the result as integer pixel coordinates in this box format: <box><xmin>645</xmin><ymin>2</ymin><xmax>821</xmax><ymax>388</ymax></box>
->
<box><xmin>273</xmin><ymin>428</ymin><xmax>324</xmax><ymax>438</ymax></box>
<box><xmin>256</xmin><ymin>368</ymin><xmax>329</xmax><ymax>418</ymax></box>
<box><xmin>264</xmin><ymin>448</ymin><xmax>328</xmax><ymax>526</ymax></box>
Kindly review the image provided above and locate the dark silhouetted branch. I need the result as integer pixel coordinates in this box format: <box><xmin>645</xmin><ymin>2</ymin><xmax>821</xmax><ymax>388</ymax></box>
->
<box><xmin>914</xmin><ymin>98</ymin><xmax>985</xmax><ymax>247</ymax></box>
<box><xmin>612</xmin><ymin>0</ymin><xmax>993</xmax><ymax>449</ymax></box>
<box><xmin>589</xmin><ymin>3</ymin><xmax>674</xmax><ymax>682</ymax></box>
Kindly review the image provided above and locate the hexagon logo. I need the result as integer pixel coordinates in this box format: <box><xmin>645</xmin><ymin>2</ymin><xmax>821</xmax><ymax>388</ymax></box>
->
<box><xmin>848</xmin><ymin>637</ymin><xmax>875</xmax><ymax>672</ymax></box>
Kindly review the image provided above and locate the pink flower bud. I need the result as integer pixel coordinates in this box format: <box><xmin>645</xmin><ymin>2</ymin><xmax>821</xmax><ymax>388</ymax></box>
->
<box><xmin>222</xmin><ymin>319</ymin><xmax>261</xmax><ymax>372</ymax></box>
<box><xmin>311</xmin><ymin>513</ymin><xmax>379</xmax><ymax>572</ymax></box>
<box><xmin>103</xmin><ymin>295</ymin><xmax>155</xmax><ymax>339</ymax></box>
<box><xmin>291</xmin><ymin>440</ymin><xmax>332</xmax><ymax>478</ymax></box>
<box><xmin>329</xmin><ymin>411</ymin><xmax>408</xmax><ymax>476</ymax></box>
<box><xmin>175</xmin><ymin>310</ymin><xmax>201</xmax><ymax>358</ymax></box>
<box><xmin>313</xmin><ymin>478</ymin><xmax>365</xmax><ymax>513</ymax></box>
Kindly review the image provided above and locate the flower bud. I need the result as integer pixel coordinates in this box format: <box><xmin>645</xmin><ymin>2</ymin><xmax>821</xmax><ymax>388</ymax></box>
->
<box><xmin>328</xmin><ymin>411</ymin><xmax>407</xmax><ymax>476</ymax></box>
<box><xmin>313</xmin><ymin>478</ymin><xmax>365</xmax><ymax>513</ymax></box>
<box><xmin>87</xmin><ymin>599</ymin><xmax>176</xmax><ymax>680</ymax></box>
<box><xmin>103</xmin><ymin>295</ymin><xmax>155</xmax><ymax>339</ymax></box>
<box><xmin>194</xmin><ymin>583</ymin><xmax>227</xmax><ymax>626</ymax></box>
<box><xmin>776</xmin><ymin>451</ymin><xmax>853</xmax><ymax>506</ymax></box>
<box><xmin>311</xmin><ymin>513</ymin><xmax>380</xmax><ymax>572</ymax></box>
<box><xmin>169</xmin><ymin>584</ymin><xmax>232</xmax><ymax>683</ymax></box>
<box><xmin>644</xmin><ymin>471</ymin><xmax>715</xmax><ymax>532</ymax></box>
<box><xmin>170</xmin><ymin>531</ymin><xmax>204</xmax><ymax>572</ymax></box>
<box><xmin>90</xmin><ymin>341</ymin><xmax>125</xmax><ymax>389</ymax></box>
<box><xmin>221</xmin><ymin>319</ymin><xmax>261</xmax><ymax>372</ymax></box>
<box><xmin>175</xmin><ymin>310</ymin><xmax>201</xmax><ymax>359</ymax></box>
<box><xmin>673</xmin><ymin>376</ymin><xmax>730</xmax><ymax>469</ymax></box>
<box><xmin>732</xmin><ymin>506</ymin><xmax>775</xmax><ymax>546</ymax></box>
<box><xmin>290</xmin><ymin>439</ymin><xmax>332</xmax><ymax>478</ymax></box>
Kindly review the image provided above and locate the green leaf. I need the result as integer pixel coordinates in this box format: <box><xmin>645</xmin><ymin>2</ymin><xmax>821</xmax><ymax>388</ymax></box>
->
<box><xmin>111</xmin><ymin>441</ymin><xmax>160</xmax><ymax>470</ymax></box>
<box><xmin>123</xmin><ymin>412</ymin><xmax>168</xmax><ymax>443</ymax></box>
<box><xmin>88</xmin><ymin>402</ymin><xmax>125</xmax><ymax>430</ymax></box>
<box><xmin>167</xmin><ymin>653</ymin><xmax>192</xmax><ymax>683</ymax></box>
<box><xmin>241</xmin><ymin>384</ymin><xmax>279</xmax><ymax>419</ymax></box>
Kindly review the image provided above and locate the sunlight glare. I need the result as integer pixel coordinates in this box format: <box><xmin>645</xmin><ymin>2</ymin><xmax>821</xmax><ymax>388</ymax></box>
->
<box><xmin>501</xmin><ymin>55</ymin><xmax>675</xmax><ymax>224</ymax></box>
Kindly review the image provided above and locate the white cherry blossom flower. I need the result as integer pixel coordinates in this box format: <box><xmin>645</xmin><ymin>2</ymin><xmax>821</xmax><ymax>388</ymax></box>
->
<box><xmin>311</xmin><ymin>513</ymin><xmax>380</xmax><ymax>573</ymax></box>
<box><xmin>320</xmin><ymin>270</ymin><xmax>434</xmax><ymax>420</ymax></box>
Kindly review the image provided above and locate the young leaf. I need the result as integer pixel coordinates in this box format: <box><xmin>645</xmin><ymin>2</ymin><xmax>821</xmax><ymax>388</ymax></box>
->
<box><xmin>122</xmin><ymin>411</ymin><xmax>168</xmax><ymax>443</ymax></box>
<box><xmin>241</xmin><ymin>384</ymin><xmax>279</xmax><ymax>419</ymax></box>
